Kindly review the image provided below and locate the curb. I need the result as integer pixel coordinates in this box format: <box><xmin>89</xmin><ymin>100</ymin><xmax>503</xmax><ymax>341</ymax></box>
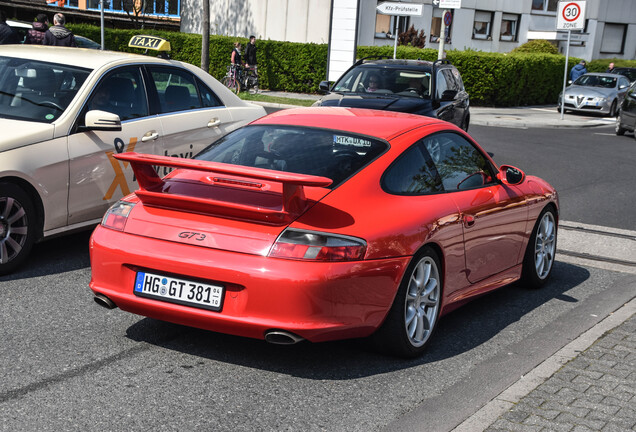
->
<box><xmin>452</xmin><ymin>296</ymin><xmax>636</xmax><ymax>432</ymax></box>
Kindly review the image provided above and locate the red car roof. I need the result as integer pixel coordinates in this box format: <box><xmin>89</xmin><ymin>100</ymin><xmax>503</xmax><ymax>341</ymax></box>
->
<box><xmin>252</xmin><ymin>107</ymin><xmax>443</xmax><ymax>141</ymax></box>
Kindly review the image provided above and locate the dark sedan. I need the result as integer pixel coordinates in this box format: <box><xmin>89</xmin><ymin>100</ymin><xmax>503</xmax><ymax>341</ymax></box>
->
<box><xmin>314</xmin><ymin>58</ymin><xmax>470</xmax><ymax>130</ymax></box>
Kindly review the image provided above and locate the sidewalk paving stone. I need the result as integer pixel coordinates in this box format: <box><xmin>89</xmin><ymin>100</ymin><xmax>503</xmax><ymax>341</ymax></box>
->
<box><xmin>484</xmin><ymin>314</ymin><xmax>636</xmax><ymax>432</ymax></box>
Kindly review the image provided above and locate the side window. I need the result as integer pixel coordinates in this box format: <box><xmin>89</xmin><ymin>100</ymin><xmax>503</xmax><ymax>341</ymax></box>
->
<box><xmin>422</xmin><ymin>133</ymin><xmax>495</xmax><ymax>191</ymax></box>
<box><xmin>619</xmin><ymin>77</ymin><xmax>629</xmax><ymax>89</ymax></box>
<box><xmin>88</xmin><ymin>67</ymin><xmax>148</xmax><ymax>121</ymax></box>
<box><xmin>196</xmin><ymin>78</ymin><xmax>222</xmax><ymax>108</ymax></box>
<box><xmin>383</xmin><ymin>140</ymin><xmax>443</xmax><ymax>195</ymax></box>
<box><xmin>149</xmin><ymin>67</ymin><xmax>201</xmax><ymax>113</ymax></box>
<box><xmin>435</xmin><ymin>70</ymin><xmax>448</xmax><ymax>99</ymax></box>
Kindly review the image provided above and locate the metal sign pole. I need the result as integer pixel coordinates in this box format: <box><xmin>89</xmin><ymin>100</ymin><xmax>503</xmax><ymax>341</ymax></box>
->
<box><xmin>393</xmin><ymin>16</ymin><xmax>399</xmax><ymax>59</ymax></box>
<box><xmin>560</xmin><ymin>29</ymin><xmax>571</xmax><ymax>120</ymax></box>
<box><xmin>100</xmin><ymin>0</ymin><xmax>105</xmax><ymax>50</ymax></box>
<box><xmin>438</xmin><ymin>10</ymin><xmax>446</xmax><ymax>60</ymax></box>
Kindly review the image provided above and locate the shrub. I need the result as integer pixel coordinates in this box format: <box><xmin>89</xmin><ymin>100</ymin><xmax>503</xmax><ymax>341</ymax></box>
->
<box><xmin>512</xmin><ymin>40</ymin><xmax>559</xmax><ymax>55</ymax></box>
<box><xmin>398</xmin><ymin>25</ymin><xmax>426</xmax><ymax>48</ymax></box>
<box><xmin>65</xmin><ymin>25</ymin><xmax>606</xmax><ymax>106</ymax></box>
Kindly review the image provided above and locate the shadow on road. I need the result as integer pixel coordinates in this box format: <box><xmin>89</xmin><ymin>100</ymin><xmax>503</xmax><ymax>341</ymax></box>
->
<box><xmin>125</xmin><ymin>261</ymin><xmax>590</xmax><ymax>379</ymax></box>
<box><xmin>0</xmin><ymin>230</ymin><xmax>92</xmax><ymax>282</ymax></box>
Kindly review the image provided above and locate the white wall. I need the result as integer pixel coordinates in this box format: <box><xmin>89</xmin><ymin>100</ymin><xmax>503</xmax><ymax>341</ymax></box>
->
<box><xmin>180</xmin><ymin>0</ymin><xmax>330</xmax><ymax>43</ymax></box>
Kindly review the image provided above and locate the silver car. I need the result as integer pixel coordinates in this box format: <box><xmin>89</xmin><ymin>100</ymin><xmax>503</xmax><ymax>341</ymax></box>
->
<box><xmin>558</xmin><ymin>73</ymin><xmax>631</xmax><ymax>116</ymax></box>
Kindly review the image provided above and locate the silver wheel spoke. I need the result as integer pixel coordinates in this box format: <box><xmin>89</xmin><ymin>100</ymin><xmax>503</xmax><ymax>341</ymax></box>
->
<box><xmin>404</xmin><ymin>255</ymin><xmax>440</xmax><ymax>348</ymax></box>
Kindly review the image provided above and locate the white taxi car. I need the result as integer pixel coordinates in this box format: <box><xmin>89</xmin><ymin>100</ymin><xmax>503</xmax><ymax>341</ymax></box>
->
<box><xmin>0</xmin><ymin>36</ymin><xmax>266</xmax><ymax>274</ymax></box>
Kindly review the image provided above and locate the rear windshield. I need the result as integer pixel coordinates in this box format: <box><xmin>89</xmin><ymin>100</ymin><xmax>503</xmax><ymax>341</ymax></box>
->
<box><xmin>195</xmin><ymin>125</ymin><xmax>388</xmax><ymax>188</ymax></box>
<box><xmin>0</xmin><ymin>56</ymin><xmax>91</xmax><ymax>123</ymax></box>
<box><xmin>333</xmin><ymin>66</ymin><xmax>432</xmax><ymax>98</ymax></box>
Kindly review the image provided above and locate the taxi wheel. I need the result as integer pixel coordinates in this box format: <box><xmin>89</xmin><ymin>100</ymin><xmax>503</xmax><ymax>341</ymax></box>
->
<box><xmin>0</xmin><ymin>183</ymin><xmax>37</xmax><ymax>275</ymax></box>
<box><xmin>370</xmin><ymin>246</ymin><xmax>442</xmax><ymax>358</ymax></box>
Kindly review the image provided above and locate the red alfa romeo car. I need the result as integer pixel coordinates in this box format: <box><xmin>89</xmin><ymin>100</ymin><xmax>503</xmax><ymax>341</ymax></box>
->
<box><xmin>89</xmin><ymin>107</ymin><xmax>558</xmax><ymax>357</ymax></box>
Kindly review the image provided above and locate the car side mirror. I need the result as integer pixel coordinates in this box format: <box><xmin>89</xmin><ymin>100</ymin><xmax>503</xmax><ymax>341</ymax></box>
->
<box><xmin>83</xmin><ymin>110</ymin><xmax>122</xmax><ymax>131</ymax></box>
<box><xmin>497</xmin><ymin>165</ymin><xmax>525</xmax><ymax>185</ymax></box>
<box><xmin>318</xmin><ymin>80</ymin><xmax>331</xmax><ymax>94</ymax></box>
<box><xmin>441</xmin><ymin>89</ymin><xmax>458</xmax><ymax>101</ymax></box>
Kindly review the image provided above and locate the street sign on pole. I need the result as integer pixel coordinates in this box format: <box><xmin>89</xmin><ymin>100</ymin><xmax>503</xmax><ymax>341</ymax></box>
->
<box><xmin>376</xmin><ymin>2</ymin><xmax>423</xmax><ymax>16</ymax></box>
<box><xmin>376</xmin><ymin>2</ymin><xmax>423</xmax><ymax>60</ymax></box>
<box><xmin>558</xmin><ymin>1</ymin><xmax>586</xmax><ymax>120</ymax></box>
<box><xmin>557</xmin><ymin>1</ymin><xmax>586</xmax><ymax>30</ymax></box>
<box><xmin>433</xmin><ymin>0</ymin><xmax>461</xmax><ymax>9</ymax></box>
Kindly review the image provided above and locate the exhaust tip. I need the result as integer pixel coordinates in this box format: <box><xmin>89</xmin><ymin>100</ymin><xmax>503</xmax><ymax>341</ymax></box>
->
<box><xmin>264</xmin><ymin>330</ymin><xmax>305</xmax><ymax>345</ymax></box>
<box><xmin>93</xmin><ymin>293</ymin><xmax>117</xmax><ymax>310</ymax></box>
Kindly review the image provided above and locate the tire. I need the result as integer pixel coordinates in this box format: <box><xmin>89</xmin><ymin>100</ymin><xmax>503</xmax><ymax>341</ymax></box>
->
<box><xmin>608</xmin><ymin>100</ymin><xmax>617</xmax><ymax>117</ymax></box>
<box><xmin>521</xmin><ymin>207</ymin><xmax>557</xmax><ymax>289</ymax></box>
<box><xmin>615</xmin><ymin>112</ymin><xmax>626</xmax><ymax>136</ymax></box>
<box><xmin>461</xmin><ymin>113</ymin><xmax>469</xmax><ymax>132</ymax></box>
<box><xmin>371</xmin><ymin>246</ymin><xmax>442</xmax><ymax>357</ymax></box>
<box><xmin>0</xmin><ymin>183</ymin><xmax>37</xmax><ymax>275</ymax></box>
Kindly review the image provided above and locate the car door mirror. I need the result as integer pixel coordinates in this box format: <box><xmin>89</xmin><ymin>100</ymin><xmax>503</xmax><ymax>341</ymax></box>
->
<box><xmin>83</xmin><ymin>110</ymin><xmax>122</xmax><ymax>131</ymax></box>
<box><xmin>318</xmin><ymin>80</ymin><xmax>332</xmax><ymax>94</ymax></box>
<box><xmin>497</xmin><ymin>165</ymin><xmax>525</xmax><ymax>185</ymax></box>
<box><xmin>441</xmin><ymin>89</ymin><xmax>458</xmax><ymax>101</ymax></box>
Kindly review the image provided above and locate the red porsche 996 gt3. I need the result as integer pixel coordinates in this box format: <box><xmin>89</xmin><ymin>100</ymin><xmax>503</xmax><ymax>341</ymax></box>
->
<box><xmin>89</xmin><ymin>107</ymin><xmax>558</xmax><ymax>357</ymax></box>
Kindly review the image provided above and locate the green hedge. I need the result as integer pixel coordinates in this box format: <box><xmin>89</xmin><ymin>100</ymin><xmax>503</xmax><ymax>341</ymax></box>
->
<box><xmin>67</xmin><ymin>24</ymin><xmax>634</xmax><ymax>107</ymax></box>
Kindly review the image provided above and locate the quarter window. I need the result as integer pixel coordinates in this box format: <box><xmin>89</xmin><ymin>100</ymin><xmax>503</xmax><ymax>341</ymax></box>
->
<box><xmin>383</xmin><ymin>141</ymin><xmax>443</xmax><ymax>195</ymax></box>
<box><xmin>422</xmin><ymin>133</ymin><xmax>495</xmax><ymax>191</ymax></box>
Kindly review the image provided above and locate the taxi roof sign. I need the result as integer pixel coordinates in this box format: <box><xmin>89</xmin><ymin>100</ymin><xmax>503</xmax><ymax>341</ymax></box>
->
<box><xmin>128</xmin><ymin>35</ymin><xmax>171</xmax><ymax>52</ymax></box>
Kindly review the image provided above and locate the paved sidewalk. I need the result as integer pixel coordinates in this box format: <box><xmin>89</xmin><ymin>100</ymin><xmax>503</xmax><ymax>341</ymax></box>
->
<box><xmin>255</xmin><ymin>91</ymin><xmax>616</xmax><ymax>129</ymax></box>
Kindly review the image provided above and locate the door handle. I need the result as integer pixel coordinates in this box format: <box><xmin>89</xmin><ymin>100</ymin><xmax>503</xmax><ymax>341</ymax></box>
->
<box><xmin>208</xmin><ymin>118</ymin><xmax>221</xmax><ymax>127</ymax></box>
<box><xmin>141</xmin><ymin>131</ymin><xmax>159</xmax><ymax>142</ymax></box>
<box><xmin>463</xmin><ymin>215</ymin><xmax>475</xmax><ymax>228</ymax></box>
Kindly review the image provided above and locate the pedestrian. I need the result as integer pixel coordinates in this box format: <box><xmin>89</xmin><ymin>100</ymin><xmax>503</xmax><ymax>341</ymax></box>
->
<box><xmin>231</xmin><ymin>41</ymin><xmax>242</xmax><ymax>66</ymax></box>
<box><xmin>43</xmin><ymin>13</ymin><xmax>76</xmax><ymax>47</ymax></box>
<box><xmin>25</xmin><ymin>13</ymin><xmax>49</xmax><ymax>44</ymax></box>
<box><xmin>606</xmin><ymin>62</ymin><xmax>615</xmax><ymax>73</ymax></box>
<box><xmin>570</xmin><ymin>60</ymin><xmax>587</xmax><ymax>82</ymax></box>
<box><xmin>245</xmin><ymin>35</ymin><xmax>257</xmax><ymax>68</ymax></box>
<box><xmin>0</xmin><ymin>10</ymin><xmax>20</xmax><ymax>45</ymax></box>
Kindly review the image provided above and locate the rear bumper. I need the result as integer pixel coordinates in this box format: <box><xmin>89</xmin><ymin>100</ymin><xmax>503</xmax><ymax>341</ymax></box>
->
<box><xmin>89</xmin><ymin>227</ymin><xmax>411</xmax><ymax>342</ymax></box>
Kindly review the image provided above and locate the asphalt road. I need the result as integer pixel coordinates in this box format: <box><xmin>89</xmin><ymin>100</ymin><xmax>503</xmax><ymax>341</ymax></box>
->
<box><xmin>1</xmin><ymin>124</ymin><xmax>634</xmax><ymax>431</ymax></box>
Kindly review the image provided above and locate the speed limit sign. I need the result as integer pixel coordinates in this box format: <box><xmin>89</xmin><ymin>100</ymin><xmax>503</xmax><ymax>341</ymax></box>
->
<box><xmin>557</xmin><ymin>1</ymin><xmax>586</xmax><ymax>30</ymax></box>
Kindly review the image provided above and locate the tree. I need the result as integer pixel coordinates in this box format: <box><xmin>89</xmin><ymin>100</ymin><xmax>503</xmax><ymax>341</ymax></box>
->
<box><xmin>122</xmin><ymin>0</ymin><xmax>149</xmax><ymax>29</ymax></box>
<box><xmin>398</xmin><ymin>25</ymin><xmax>426</xmax><ymax>48</ymax></box>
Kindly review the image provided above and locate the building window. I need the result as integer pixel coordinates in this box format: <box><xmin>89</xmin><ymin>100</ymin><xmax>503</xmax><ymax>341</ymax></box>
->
<box><xmin>430</xmin><ymin>8</ymin><xmax>452</xmax><ymax>43</ymax></box>
<box><xmin>86</xmin><ymin>0</ymin><xmax>180</xmax><ymax>17</ymax></box>
<box><xmin>375</xmin><ymin>10</ymin><xmax>409</xmax><ymax>39</ymax></box>
<box><xmin>500</xmin><ymin>13</ymin><xmax>519</xmax><ymax>42</ymax></box>
<box><xmin>531</xmin><ymin>0</ymin><xmax>558</xmax><ymax>13</ymax></box>
<box><xmin>600</xmin><ymin>23</ymin><xmax>627</xmax><ymax>54</ymax></box>
<box><xmin>472</xmin><ymin>11</ymin><xmax>493</xmax><ymax>40</ymax></box>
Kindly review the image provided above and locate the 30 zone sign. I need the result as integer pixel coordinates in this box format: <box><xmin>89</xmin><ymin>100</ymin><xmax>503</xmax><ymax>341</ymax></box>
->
<box><xmin>557</xmin><ymin>1</ymin><xmax>586</xmax><ymax>30</ymax></box>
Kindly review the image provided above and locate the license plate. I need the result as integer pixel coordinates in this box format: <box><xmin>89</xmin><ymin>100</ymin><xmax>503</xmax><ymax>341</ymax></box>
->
<box><xmin>134</xmin><ymin>271</ymin><xmax>224</xmax><ymax>312</ymax></box>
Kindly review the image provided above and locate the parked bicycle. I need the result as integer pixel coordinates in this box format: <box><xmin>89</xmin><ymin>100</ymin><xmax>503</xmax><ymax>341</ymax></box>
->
<box><xmin>221</xmin><ymin>64</ymin><xmax>259</xmax><ymax>95</ymax></box>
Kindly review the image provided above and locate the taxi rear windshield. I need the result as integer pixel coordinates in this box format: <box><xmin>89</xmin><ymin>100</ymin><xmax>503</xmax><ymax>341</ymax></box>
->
<box><xmin>195</xmin><ymin>125</ymin><xmax>388</xmax><ymax>189</ymax></box>
<box><xmin>0</xmin><ymin>57</ymin><xmax>91</xmax><ymax>123</ymax></box>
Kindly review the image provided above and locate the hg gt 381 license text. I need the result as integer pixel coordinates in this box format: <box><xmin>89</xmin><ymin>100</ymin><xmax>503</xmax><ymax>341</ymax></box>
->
<box><xmin>89</xmin><ymin>107</ymin><xmax>558</xmax><ymax>358</ymax></box>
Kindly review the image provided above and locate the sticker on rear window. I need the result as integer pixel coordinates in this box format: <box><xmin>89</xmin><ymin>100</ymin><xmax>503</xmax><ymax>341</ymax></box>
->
<box><xmin>333</xmin><ymin>135</ymin><xmax>372</xmax><ymax>147</ymax></box>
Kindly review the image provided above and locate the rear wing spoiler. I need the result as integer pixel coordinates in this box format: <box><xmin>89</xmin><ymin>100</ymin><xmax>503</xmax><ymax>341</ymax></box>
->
<box><xmin>114</xmin><ymin>152</ymin><xmax>333</xmax><ymax>225</ymax></box>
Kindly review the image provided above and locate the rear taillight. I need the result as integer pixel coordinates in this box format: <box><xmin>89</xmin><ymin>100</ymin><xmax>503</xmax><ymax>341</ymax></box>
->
<box><xmin>101</xmin><ymin>201</ymin><xmax>135</xmax><ymax>231</ymax></box>
<box><xmin>269</xmin><ymin>228</ymin><xmax>366</xmax><ymax>262</ymax></box>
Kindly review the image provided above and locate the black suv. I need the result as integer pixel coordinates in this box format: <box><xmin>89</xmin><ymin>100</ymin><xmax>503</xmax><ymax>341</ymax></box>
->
<box><xmin>314</xmin><ymin>58</ymin><xmax>470</xmax><ymax>130</ymax></box>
